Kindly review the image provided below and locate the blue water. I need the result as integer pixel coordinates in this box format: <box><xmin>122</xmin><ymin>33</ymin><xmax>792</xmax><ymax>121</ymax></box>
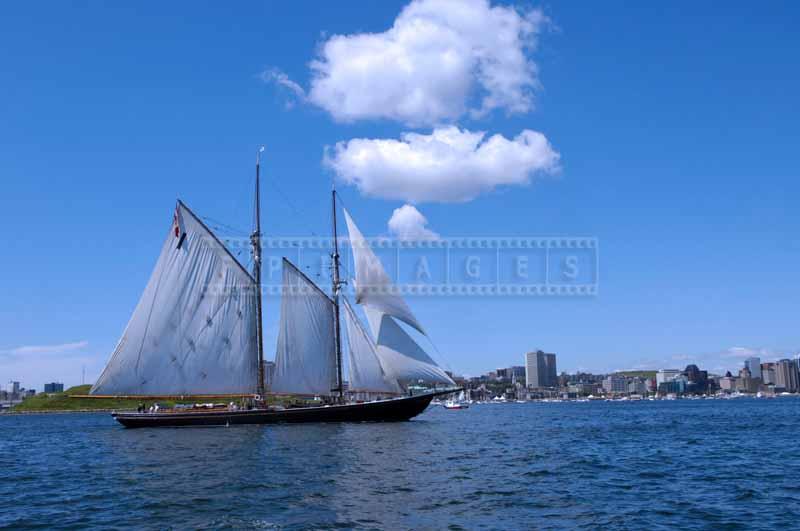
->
<box><xmin>1</xmin><ymin>398</ymin><xmax>799</xmax><ymax>530</ymax></box>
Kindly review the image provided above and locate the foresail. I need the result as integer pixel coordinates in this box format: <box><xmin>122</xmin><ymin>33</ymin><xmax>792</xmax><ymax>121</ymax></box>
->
<box><xmin>364</xmin><ymin>307</ymin><xmax>455</xmax><ymax>387</ymax></box>
<box><xmin>342</xmin><ymin>298</ymin><xmax>401</xmax><ymax>394</ymax></box>
<box><xmin>271</xmin><ymin>259</ymin><xmax>338</xmax><ymax>396</ymax></box>
<box><xmin>91</xmin><ymin>201</ymin><xmax>258</xmax><ymax>396</ymax></box>
<box><xmin>342</xmin><ymin>208</ymin><xmax>425</xmax><ymax>335</ymax></box>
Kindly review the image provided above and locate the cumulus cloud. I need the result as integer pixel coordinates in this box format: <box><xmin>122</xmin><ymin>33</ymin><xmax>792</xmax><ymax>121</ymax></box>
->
<box><xmin>325</xmin><ymin>126</ymin><xmax>560</xmax><ymax>203</ymax></box>
<box><xmin>388</xmin><ymin>204</ymin><xmax>440</xmax><ymax>241</ymax></box>
<box><xmin>307</xmin><ymin>0</ymin><xmax>546</xmax><ymax>126</ymax></box>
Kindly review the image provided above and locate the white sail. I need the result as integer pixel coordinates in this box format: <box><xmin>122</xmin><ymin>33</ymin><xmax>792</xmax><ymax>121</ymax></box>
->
<box><xmin>364</xmin><ymin>307</ymin><xmax>455</xmax><ymax>387</ymax></box>
<box><xmin>91</xmin><ymin>201</ymin><xmax>258</xmax><ymax>395</ymax></box>
<box><xmin>342</xmin><ymin>298</ymin><xmax>401</xmax><ymax>394</ymax></box>
<box><xmin>271</xmin><ymin>259</ymin><xmax>338</xmax><ymax>396</ymax></box>
<box><xmin>342</xmin><ymin>208</ymin><xmax>425</xmax><ymax>335</ymax></box>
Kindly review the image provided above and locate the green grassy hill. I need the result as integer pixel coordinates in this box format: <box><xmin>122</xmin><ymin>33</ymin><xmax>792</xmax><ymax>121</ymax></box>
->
<box><xmin>615</xmin><ymin>370</ymin><xmax>658</xmax><ymax>379</ymax></box>
<box><xmin>11</xmin><ymin>385</ymin><xmax>172</xmax><ymax>412</ymax></box>
<box><xmin>11</xmin><ymin>385</ymin><xmax>315</xmax><ymax>412</ymax></box>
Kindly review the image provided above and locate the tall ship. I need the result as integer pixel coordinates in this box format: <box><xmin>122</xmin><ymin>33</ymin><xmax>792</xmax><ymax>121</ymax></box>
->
<box><xmin>89</xmin><ymin>148</ymin><xmax>457</xmax><ymax>427</ymax></box>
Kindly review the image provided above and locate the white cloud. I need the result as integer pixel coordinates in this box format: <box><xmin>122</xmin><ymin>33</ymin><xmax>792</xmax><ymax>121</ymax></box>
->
<box><xmin>307</xmin><ymin>0</ymin><xmax>546</xmax><ymax>126</ymax></box>
<box><xmin>620</xmin><ymin>346</ymin><xmax>800</xmax><ymax>376</ymax></box>
<box><xmin>325</xmin><ymin>126</ymin><xmax>560</xmax><ymax>203</ymax></box>
<box><xmin>388</xmin><ymin>204</ymin><xmax>440</xmax><ymax>241</ymax></box>
<box><xmin>0</xmin><ymin>340</ymin><xmax>89</xmax><ymax>359</ymax></box>
<box><xmin>261</xmin><ymin>68</ymin><xmax>307</xmax><ymax>107</ymax></box>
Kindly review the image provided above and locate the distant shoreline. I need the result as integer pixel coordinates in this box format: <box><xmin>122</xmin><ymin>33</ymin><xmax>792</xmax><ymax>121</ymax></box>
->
<box><xmin>1</xmin><ymin>409</ymin><xmax>125</xmax><ymax>415</ymax></box>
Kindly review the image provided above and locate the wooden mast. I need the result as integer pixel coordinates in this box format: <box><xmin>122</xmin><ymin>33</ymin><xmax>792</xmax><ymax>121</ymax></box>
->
<box><xmin>331</xmin><ymin>189</ymin><xmax>344</xmax><ymax>402</ymax></box>
<box><xmin>253</xmin><ymin>146</ymin><xmax>266</xmax><ymax>398</ymax></box>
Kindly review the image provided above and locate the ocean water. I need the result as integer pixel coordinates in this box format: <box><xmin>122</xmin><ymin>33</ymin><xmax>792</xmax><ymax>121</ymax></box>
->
<box><xmin>1</xmin><ymin>398</ymin><xmax>799</xmax><ymax>530</ymax></box>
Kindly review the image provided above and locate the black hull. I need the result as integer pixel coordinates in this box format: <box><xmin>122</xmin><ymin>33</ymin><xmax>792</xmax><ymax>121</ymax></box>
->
<box><xmin>112</xmin><ymin>390</ymin><xmax>454</xmax><ymax>428</ymax></box>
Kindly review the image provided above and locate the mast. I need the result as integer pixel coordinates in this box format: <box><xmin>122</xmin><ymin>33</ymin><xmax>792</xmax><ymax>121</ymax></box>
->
<box><xmin>253</xmin><ymin>146</ymin><xmax>266</xmax><ymax>398</ymax></box>
<box><xmin>331</xmin><ymin>189</ymin><xmax>344</xmax><ymax>402</ymax></box>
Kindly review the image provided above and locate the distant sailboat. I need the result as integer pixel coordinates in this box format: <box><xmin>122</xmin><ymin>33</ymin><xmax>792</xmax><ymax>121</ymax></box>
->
<box><xmin>90</xmin><ymin>148</ymin><xmax>458</xmax><ymax>427</ymax></box>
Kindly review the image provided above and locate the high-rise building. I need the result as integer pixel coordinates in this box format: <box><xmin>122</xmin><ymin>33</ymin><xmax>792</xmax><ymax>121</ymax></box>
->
<box><xmin>6</xmin><ymin>381</ymin><xmax>20</xmax><ymax>395</ymax></box>
<box><xmin>544</xmin><ymin>353</ymin><xmax>557</xmax><ymax>387</ymax></box>
<box><xmin>44</xmin><ymin>382</ymin><xmax>64</xmax><ymax>393</ymax></box>
<box><xmin>525</xmin><ymin>350</ymin><xmax>557</xmax><ymax>388</ymax></box>
<box><xmin>761</xmin><ymin>363</ymin><xmax>776</xmax><ymax>385</ymax></box>
<box><xmin>745</xmin><ymin>357</ymin><xmax>762</xmax><ymax>380</ymax></box>
<box><xmin>263</xmin><ymin>361</ymin><xmax>276</xmax><ymax>391</ymax></box>
<box><xmin>774</xmin><ymin>359</ymin><xmax>799</xmax><ymax>392</ymax></box>
<box><xmin>44</xmin><ymin>383</ymin><xmax>58</xmax><ymax>393</ymax></box>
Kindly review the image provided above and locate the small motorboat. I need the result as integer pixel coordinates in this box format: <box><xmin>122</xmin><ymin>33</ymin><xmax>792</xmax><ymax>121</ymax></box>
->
<box><xmin>442</xmin><ymin>399</ymin><xmax>469</xmax><ymax>410</ymax></box>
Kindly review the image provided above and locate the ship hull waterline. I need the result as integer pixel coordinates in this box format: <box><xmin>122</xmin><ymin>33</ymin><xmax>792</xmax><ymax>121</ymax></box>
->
<box><xmin>111</xmin><ymin>389</ymin><xmax>456</xmax><ymax>428</ymax></box>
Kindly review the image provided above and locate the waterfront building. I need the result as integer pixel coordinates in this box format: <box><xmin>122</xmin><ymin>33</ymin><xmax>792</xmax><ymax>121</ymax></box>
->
<box><xmin>719</xmin><ymin>374</ymin><xmax>737</xmax><ymax>391</ymax></box>
<box><xmin>656</xmin><ymin>369</ymin><xmax>681</xmax><ymax>387</ymax></box>
<box><xmin>44</xmin><ymin>382</ymin><xmax>64</xmax><ymax>393</ymax></box>
<box><xmin>745</xmin><ymin>357</ymin><xmax>762</xmax><ymax>380</ymax></box>
<box><xmin>683</xmin><ymin>364</ymin><xmax>710</xmax><ymax>394</ymax></box>
<box><xmin>627</xmin><ymin>377</ymin><xmax>647</xmax><ymax>395</ymax></box>
<box><xmin>737</xmin><ymin>367</ymin><xmax>758</xmax><ymax>393</ymax></box>
<box><xmin>658</xmin><ymin>375</ymin><xmax>687</xmax><ymax>395</ymax></box>
<box><xmin>774</xmin><ymin>359</ymin><xmax>799</xmax><ymax>392</ymax></box>
<box><xmin>6</xmin><ymin>381</ymin><xmax>20</xmax><ymax>395</ymax></box>
<box><xmin>525</xmin><ymin>350</ymin><xmax>557</xmax><ymax>388</ymax></box>
<box><xmin>568</xmin><ymin>382</ymin><xmax>599</xmax><ymax>396</ymax></box>
<box><xmin>602</xmin><ymin>375</ymin><xmax>627</xmax><ymax>394</ymax></box>
<box><xmin>510</xmin><ymin>366</ymin><xmax>526</xmax><ymax>385</ymax></box>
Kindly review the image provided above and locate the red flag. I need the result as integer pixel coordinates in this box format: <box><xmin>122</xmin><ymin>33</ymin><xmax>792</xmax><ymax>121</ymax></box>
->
<box><xmin>173</xmin><ymin>207</ymin><xmax>186</xmax><ymax>249</ymax></box>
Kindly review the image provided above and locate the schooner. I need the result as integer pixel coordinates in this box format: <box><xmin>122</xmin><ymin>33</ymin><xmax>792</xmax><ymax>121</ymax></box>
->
<box><xmin>90</xmin><ymin>149</ymin><xmax>457</xmax><ymax>427</ymax></box>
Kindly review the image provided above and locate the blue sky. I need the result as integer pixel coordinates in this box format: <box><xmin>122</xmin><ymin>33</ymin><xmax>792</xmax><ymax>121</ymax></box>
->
<box><xmin>1</xmin><ymin>1</ymin><xmax>798</xmax><ymax>390</ymax></box>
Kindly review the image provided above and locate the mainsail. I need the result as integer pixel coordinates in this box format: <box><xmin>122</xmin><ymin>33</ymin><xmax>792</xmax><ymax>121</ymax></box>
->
<box><xmin>91</xmin><ymin>201</ymin><xmax>258</xmax><ymax>396</ymax></box>
<box><xmin>270</xmin><ymin>259</ymin><xmax>338</xmax><ymax>395</ymax></box>
<box><xmin>343</xmin><ymin>209</ymin><xmax>454</xmax><ymax>388</ymax></box>
<box><xmin>342</xmin><ymin>298</ymin><xmax>401</xmax><ymax>394</ymax></box>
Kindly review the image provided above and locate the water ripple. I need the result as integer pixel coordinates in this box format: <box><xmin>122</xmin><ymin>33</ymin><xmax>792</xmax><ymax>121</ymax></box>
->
<box><xmin>1</xmin><ymin>398</ymin><xmax>799</xmax><ymax>530</ymax></box>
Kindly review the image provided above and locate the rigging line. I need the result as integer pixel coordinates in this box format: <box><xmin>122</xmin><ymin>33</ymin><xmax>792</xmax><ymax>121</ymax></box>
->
<box><xmin>266</xmin><ymin>178</ymin><xmax>320</xmax><ymax>237</ymax></box>
<box><xmin>200</xmin><ymin>216</ymin><xmax>249</xmax><ymax>236</ymax></box>
<box><xmin>426</xmin><ymin>336</ymin><xmax>455</xmax><ymax>374</ymax></box>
